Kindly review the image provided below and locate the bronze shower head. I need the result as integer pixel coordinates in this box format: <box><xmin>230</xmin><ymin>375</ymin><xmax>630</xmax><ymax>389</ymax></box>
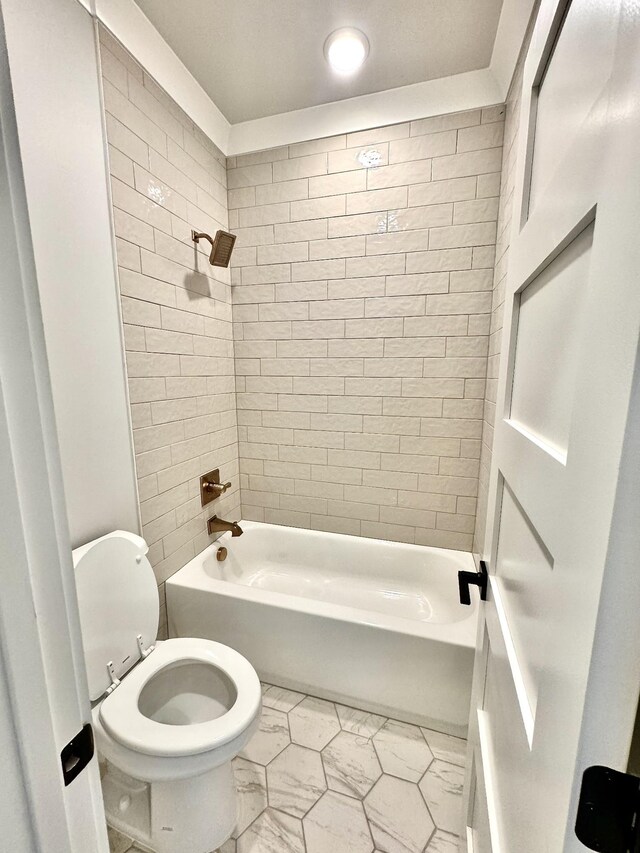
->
<box><xmin>191</xmin><ymin>229</ymin><xmax>237</xmax><ymax>267</ymax></box>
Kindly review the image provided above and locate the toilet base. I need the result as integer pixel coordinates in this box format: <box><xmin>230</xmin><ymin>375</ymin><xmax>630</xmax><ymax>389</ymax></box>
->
<box><xmin>102</xmin><ymin>760</ymin><xmax>237</xmax><ymax>853</ymax></box>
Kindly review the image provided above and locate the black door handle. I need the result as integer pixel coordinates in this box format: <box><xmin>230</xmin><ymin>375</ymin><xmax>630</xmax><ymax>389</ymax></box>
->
<box><xmin>458</xmin><ymin>560</ymin><xmax>488</xmax><ymax>605</ymax></box>
<box><xmin>61</xmin><ymin>723</ymin><xmax>94</xmax><ymax>786</ymax></box>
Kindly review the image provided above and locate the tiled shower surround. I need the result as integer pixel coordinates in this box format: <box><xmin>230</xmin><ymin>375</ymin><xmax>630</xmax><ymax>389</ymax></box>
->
<box><xmin>101</xmin><ymin>23</ymin><xmax>506</xmax><ymax>602</ymax></box>
<box><xmin>99</xmin><ymin>26</ymin><xmax>240</xmax><ymax>633</ymax></box>
<box><xmin>228</xmin><ymin>110</ymin><xmax>504</xmax><ymax>550</ymax></box>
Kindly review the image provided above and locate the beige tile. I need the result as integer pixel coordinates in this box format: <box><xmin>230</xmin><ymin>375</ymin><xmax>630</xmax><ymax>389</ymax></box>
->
<box><xmin>290</xmin><ymin>194</ymin><xmax>346</xmax><ymax>221</ymax></box>
<box><xmin>258</xmin><ymin>242</ymin><xmax>309</xmax><ymax>264</ymax></box>
<box><xmin>367</xmin><ymin>159</ymin><xmax>432</xmax><ymax>190</ymax></box>
<box><xmin>328</xmin><ymin>144</ymin><xmax>389</xmax><ymax>173</ymax></box>
<box><xmin>389</xmin><ymin>130</ymin><xmax>457</xmax><ymax>164</ymax></box>
<box><xmin>253</xmin><ymin>176</ymin><xmax>311</xmax><ymax>206</ymax></box>
<box><xmin>406</xmin><ymin>248</ymin><xmax>472</xmax><ymax>273</ymax></box>
<box><xmin>347</xmin><ymin>186</ymin><xmax>408</xmax><ymax>214</ymax></box>
<box><xmin>457</xmin><ymin>121</ymin><xmax>504</xmax><ymax>153</ymax></box>
<box><xmin>273</xmin><ymin>153</ymin><xmax>327</xmax><ymax>182</ymax></box>
<box><xmin>275</xmin><ymin>219</ymin><xmax>328</xmax><ymax>242</ymax></box>
<box><xmin>429</xmin><ymin>222</ymin><xmax>497</xmax><ymax>250</ymax></box>
<box><xmin>366</xmin><ymin>229</ymin><xmax>430</xmax><ymax>255</ymax></box>
<box><xmin>410</xmin><ymin>109</ymin><xmax>481</xmax><ymax>136</ymax></box>
<box><xmin>227</xmin><ymin>162</ymin><xmax>273</xmax><ymax>189</ymax></box>
<box><xmin>347</xmin><ymin>122</ymin><xmax>410</xmax><ymax>147</ymax></box>
<box><xmin>289</xmin><ymin>135</ymin><xmax>347</xmax><ymax>157</ymax></box>
<box><xmin>432</xmin><ymin>147</ymin><xmax>503</xmax><ymax>180</ymax></box>
<box><xmin>365</xmin><ymin>296</ymin><xmax>426</xmax><ymax>317</ymax></box>
<box><xmin>328</xmin><ymin>211</ymin><xmax>388</xmax><ymax>238</ymax></box>
<box><xmin>309</xmin><ymin>236</ymin><xmax>366</xmax><ymax>260</ymax></box>
<box><xmin>408</xmin><ymin>176</ymin><xmax>476</xmax><ymax>206</ymax></box>
<box><xmin>453</xmin><ymin>197</ymin><xmax>500</xmax><ymax>225</ymax></box>
<box><xmin>309</xmin><ymin>170</ymin><xmax>367</xmax><ymax>198</ymax></box>
<box><xmin>238</xmin><ymin>202</ymin><xmax>290</xmax><ymax>227</ymax></box>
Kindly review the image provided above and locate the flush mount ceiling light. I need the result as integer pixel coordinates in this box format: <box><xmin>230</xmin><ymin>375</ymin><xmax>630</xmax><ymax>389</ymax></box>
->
<box><xmin>324</xmin><ymin>28</ymin><xmax>370</xmax><ymax>76</ymax></box>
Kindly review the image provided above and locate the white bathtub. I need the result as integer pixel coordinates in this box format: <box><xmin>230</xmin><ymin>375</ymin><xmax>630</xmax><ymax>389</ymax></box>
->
<box><xmin>166</xmin><ymin>521</ymin><xmax>478</xmax><ymax>737</ymax></box>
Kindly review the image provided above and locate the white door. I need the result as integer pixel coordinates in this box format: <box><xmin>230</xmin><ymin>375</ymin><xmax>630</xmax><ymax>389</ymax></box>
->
<box><xmin>0</xmin><ymin>6</ymin><xmax>109</xmax><ymax>851</ymax></box>
<box><xmin>464</xmin><ymin>0</ymin><xmax>640</xmax><ymax>850</ymax></box>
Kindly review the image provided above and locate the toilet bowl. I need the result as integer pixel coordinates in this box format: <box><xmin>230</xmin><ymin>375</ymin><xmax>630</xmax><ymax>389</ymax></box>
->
<box><xmin>72</xmin><ymin>531</ymin><xmax>261</xmax><ymax>853</ymax></box>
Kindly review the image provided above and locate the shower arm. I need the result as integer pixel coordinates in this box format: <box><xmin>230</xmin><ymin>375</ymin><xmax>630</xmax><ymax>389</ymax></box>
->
<box><xmin>191</xmin><ymin>230</ymin><xmax>217</xmax><ymax>265</ymax></box>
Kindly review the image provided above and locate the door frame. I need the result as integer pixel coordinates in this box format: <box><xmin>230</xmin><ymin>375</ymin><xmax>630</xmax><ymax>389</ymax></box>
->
<box><xmin>463</xmin><ymin>0</ymin><xmax>640</xmax><ymax>848</ymax></box>
<box><xmin>0</xmin><ymin>4</ymin><xmax>109</xmax><ymax>850</ymax></box>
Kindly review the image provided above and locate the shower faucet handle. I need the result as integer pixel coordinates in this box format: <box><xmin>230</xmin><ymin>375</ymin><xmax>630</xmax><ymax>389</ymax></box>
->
<box><xmin>204</xmin><ymin>479</ymin><xmax>231</xmax><ymax>494</ymax></box>
<box><xmin>200</xmin><ymin>468</ymin><xmax>232</xmax><ymax>506</ymax></box>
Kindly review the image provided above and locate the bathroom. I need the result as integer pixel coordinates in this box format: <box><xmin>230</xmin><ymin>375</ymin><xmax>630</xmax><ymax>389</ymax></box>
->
<box><xmin>1</xmin><ymin>0</ymin><xmax>639</xmax><ymax>851</ymax></box>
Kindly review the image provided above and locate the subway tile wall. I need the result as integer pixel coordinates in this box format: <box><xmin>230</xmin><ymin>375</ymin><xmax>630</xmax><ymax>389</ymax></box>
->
<box><xmin>99</xmin><ymin>27</ymin><xmax>240</xmax><ymax>634</ymax></box>
<box><xmin>228</xmin><ymin>108</ymin><xmax>505</xmax><ymax>550</ymax></box>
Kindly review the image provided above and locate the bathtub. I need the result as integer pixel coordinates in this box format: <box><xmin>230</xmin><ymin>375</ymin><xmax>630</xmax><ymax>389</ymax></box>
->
<box><xmin>166</xmin><ymin>520</ymin><xmax>478</xmax><ymax>737</ymax></box>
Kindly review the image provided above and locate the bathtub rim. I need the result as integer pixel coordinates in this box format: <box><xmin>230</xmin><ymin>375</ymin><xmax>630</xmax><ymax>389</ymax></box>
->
<box><xmin>166</xmin><ymin>520</ymin><xmax>480</xmax><ymax>650</ymax></box>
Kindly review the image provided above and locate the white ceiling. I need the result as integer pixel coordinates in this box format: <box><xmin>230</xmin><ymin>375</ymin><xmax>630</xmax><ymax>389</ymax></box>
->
<box><xmin>133</xmin><ymin>0</ymin><xmax>505</xmax><ymax>124</ymax></box>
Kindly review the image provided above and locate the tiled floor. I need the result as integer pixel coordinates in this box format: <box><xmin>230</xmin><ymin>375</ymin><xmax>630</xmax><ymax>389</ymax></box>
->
<box><xmin>108</xmin><ymin>683</ymin><xmax>466</xmax><ymax>853</ymax></box>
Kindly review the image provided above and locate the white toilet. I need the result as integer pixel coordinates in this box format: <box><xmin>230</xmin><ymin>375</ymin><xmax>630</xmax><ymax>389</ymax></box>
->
<box><xmin>72</xmin><ymin>530</ymin><xmax>261</xmax><ymax>853</ymax></box>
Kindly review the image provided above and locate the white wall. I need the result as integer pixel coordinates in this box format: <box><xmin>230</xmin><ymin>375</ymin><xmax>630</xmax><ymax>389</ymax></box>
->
<box><xmin>0</xmin><ymin>653</ymin><xmax>35</xmax><ymax>851</ymax></box>
<box><xmin>2</xmin><ymin>0</ymin><xmax>139</xmax><ymax>547</ymax></box>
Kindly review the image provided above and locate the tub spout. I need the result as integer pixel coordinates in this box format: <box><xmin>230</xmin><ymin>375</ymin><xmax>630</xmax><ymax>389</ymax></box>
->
<box><xmin>207</xmin><ymin>515</ymin><xmax>243</xmax><ymax>537</ymax></box>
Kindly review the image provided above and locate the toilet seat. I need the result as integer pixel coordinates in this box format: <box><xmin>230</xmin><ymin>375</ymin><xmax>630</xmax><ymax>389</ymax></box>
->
<box><xmin>99</xmin><ymin>637</ymin><xmax>261</xmax><ymax>758</ymax></box>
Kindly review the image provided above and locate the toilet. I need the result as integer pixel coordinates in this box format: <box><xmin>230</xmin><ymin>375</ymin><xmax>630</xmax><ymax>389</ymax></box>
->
<box><xmin>72</xmin><ymin>530</ymin><xmax>261</xmax><ymax>853</ymax></box>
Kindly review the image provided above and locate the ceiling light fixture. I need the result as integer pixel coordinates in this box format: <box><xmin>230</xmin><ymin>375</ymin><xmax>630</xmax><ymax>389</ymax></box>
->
<box><xmin>324</xmin><ymin>28</ymin><xmax>369</xmax><ymax>76</ymax></box>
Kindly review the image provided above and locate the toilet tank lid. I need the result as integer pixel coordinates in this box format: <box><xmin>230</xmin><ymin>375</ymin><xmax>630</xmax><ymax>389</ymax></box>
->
<box><xmin>72</xmin><ymin>531</ymin><xmax>159</xmax><ymax>701</ymax></box>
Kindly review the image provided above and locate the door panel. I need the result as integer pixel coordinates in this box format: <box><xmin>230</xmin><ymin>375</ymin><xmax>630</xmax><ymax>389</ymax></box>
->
<box><xmin>528</xmin><ymin>0</ymin><xmax>618</xmax><ymax>210</ymax></box>
<box><xmin>493</xmin><ymin>480</ymin><xmax>554</xmax><ymax>726</ymax></box>
<box><xmin>509</xmin><ymin>223</ymin><xmax>593</xmax><ymax>458</ymax></box>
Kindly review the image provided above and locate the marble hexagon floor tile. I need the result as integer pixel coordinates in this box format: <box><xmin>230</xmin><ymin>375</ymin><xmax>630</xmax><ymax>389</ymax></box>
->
<box><xmin>231</xmin><ymin>758</ymin><xmax>268</xmax><ymax>838</ymax></box>
<box><xmin>372</xmin><ymin>719</ymin><xmax>434</xmax><ymax>782</ymax></box>
<box><xmin>425</xmin><ymin>830</ymin><xmax>461</xmax><ymax>852</ymax></box>
<box><xmin>239</xmin><ymin>706</ymin><xmax>290</xmax><ymax>765</ymax></box>
<box><xmin>267</xmin><ymin>743</ymin><xmax>327</xmax><ymax>818</ymax></box>
<box><xmin>237</xmin><ymin>808</ymin><xmax>305</xmax><ymax>853</ymax></box>
<box><xmin>288</xmin><ymin>696</ymin><xmax>341</xmax><ymax>750</ymax></box>
<box><xmin>107</xmin><ymin>827</ymin><xmax>133</xmax><ymax>853</ymax></box>
<box><xmin>364</xmin><ymin>774</ymin><xmax>435</xmax><ymax>853</ymax></box>
<box><xmin>420</xmin><ymin>729</ymin><xmax>466</xmax><ymax>767</ymax></box>
<box><xmin>261</xmin><ymin>682</ymin><xmax>306</xmax><ymax>713</ymax></box>
<box><xmin>335</xmin><ymin>704</ymin><xmax>386</xmax><ymax>738</ymax></box>
<box><xmin>419</xmin><ymin>760</ymin><xmax>465</xmax><ymax>835</ymax></box>
<box><xmin>303</xmin><ymin>790</ymin><xmax>374</xmax><ymax>853</ymax></box>
<box><xmin>108</xmin><ymin>686</ymin><xmax>465</xmax><ymax>853</ymax></box>
<box><xmin>322</xmin><ymin>730</ymin><xmax>382</xmax><ymax>798</ymax></box>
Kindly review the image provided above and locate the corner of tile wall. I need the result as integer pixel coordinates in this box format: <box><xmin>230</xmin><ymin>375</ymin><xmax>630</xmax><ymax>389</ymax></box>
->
<box><xmin>228</xmin><ymin>105</ymin><xmax>506</xmax><ymax>551</ymax></box>
<box><xmin>473</xmin><ymin>25</ymin><xmax>535</xmax><ymax>561</ymax></box>
<box><xmin>98</xmin><ymin>24</ymin><xmax>240</xmax><ymax>635</ymax></box>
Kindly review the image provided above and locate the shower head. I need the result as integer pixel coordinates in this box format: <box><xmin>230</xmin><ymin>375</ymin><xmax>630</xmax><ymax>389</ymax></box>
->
<box><xmin>191</xmin><ymin>229</ymin><xmax>237</xmax><ymax>267</ymax></box>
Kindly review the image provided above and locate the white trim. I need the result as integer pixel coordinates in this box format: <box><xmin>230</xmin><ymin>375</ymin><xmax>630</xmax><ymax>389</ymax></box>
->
<box><xmin>466</xmin><ymin>825</ymin><xmax>475</xmax><ymax>853</ymax></box>
<box><xmin>0</xmin><ymin>2</ymin><xmax>108</xmax><ymax>845</ymax></box>
<box><xmin>477</xmin><ymin>709</ymin><xmax>504</xmax><ymax>853</ymax></box>
<box><xmin>81</xmin><ymin>0</ymin><xmax>535</xmax><ymax>157</ymax></box>
<box><xmin>490</xmin><ymin>0</ymin><xmax>538</xmax><ymax>94</ymax></box>
<box><xmin>490</xmin><ymin>577</ymin><xmax>535</xmax><ymax>747</ymax></box>
<box><xmin>94</xmin><ymin>0</ymin><xmax>230</xmax><ymax>153</ymax></box>
<box><xmin>227</xmin><ymin>68</ymin><xmax>502</xmax><ymax>155</ymax></box>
